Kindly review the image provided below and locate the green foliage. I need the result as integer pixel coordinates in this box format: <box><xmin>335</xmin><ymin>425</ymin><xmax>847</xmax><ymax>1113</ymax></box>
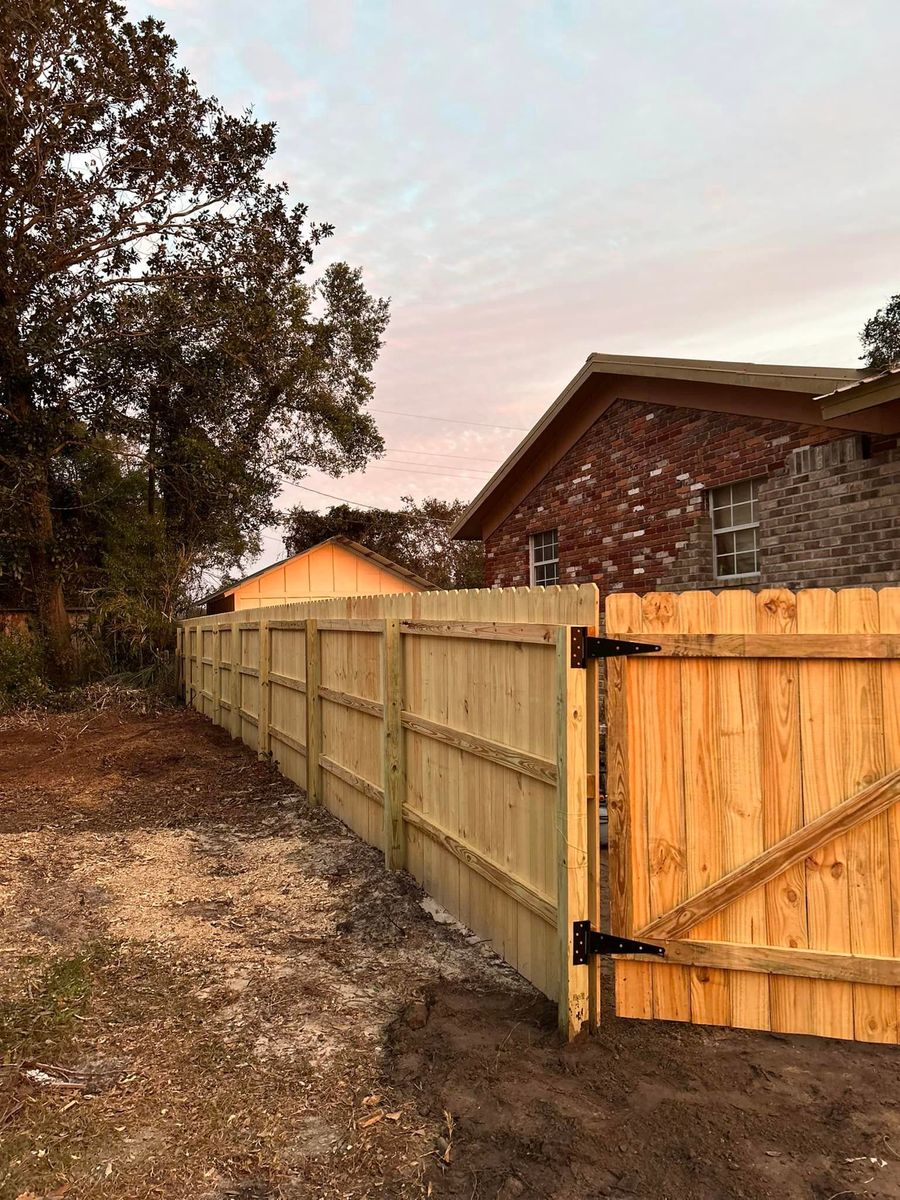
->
<box><xmin>860</xmin><ymin>294</ymin><xmax>900</xmax><ymax>369</ymax></box>
<box><xmin>283</xmin><ymin>496</ymin><xmax>485</xmax><ymax>590</ymax></box>
<box><xmin>0</xmin><ymin>627</ymin><xmax>49</xmax><ymax>710</ymax></box>
<box><xmin>1</xmin><ymin>0</ymin><xmax>389</xmax><ymax>677</ymax></box>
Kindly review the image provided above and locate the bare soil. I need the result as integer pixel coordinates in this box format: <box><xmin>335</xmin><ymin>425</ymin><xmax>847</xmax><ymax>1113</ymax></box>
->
<box><xmin>1</xmin><ymin>700</ymin><xmax>899</xmax><ymax>1200</ymax></box>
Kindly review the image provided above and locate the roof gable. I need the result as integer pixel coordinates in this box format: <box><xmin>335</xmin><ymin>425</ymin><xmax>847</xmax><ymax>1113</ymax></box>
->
<box><xmin>451</xmin><ymin>353</ymin><xmax>900</xmax><ymax>541</ymax></box>
<box><xmin>201</xmin><ymin>536</ymin><xmax>436</xmax><ymax>604</ymax></box>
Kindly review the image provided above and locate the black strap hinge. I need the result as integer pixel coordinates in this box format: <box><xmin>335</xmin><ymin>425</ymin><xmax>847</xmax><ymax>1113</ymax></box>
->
<box><xmin>572</xmin><ymin>920</ymin><xmax>666</xmax><ymax>966</ymax></box>
<box><xmin>569</xmin><ymin>627</ymin><xmax>661</xmax><ymax>669</ymax></box>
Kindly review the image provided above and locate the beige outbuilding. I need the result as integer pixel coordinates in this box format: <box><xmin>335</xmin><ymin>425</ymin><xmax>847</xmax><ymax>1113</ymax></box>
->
<box><xmin>201</xmin><ymin>536</ymin><xmax>435</xmax><ymax>615</ymax></box>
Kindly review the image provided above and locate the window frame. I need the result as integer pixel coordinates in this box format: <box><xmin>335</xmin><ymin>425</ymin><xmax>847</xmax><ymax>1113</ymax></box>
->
<box><xmin>709</xmin><ymin>479</ymin><xmax>762</xmax><ymax>581</ymax></box>
<box><xmin>529</xmin><ymin>528</ymin><xmax>560</xmax><ymax>587</ymax></box>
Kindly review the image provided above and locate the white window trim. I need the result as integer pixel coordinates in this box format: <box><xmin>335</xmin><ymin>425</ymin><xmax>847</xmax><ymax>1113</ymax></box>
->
<box><xmin>529</xmin><ymin>530</ymin><xmax>559</xmax><ymax>586</ymax></box>
<box><xmin>709</xmin><ymin>482</ymin><xmax>762</xmax><ymax>581</ymax></box>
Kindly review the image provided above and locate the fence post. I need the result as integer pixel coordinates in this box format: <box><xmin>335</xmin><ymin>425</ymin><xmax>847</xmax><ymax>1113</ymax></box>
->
<box><xmin>586</xmin><ymin>648</ymin><xmax>601</xmax><ymax>1032</ymax></box>
<box><xmin>212</xmin><ymin>625</ymin><xmax>221</xmax><ymax>726</ymax></box>
<box><xmin>176</xmin><ymin>626</ymin><xmax>184</xmax><ymax>701</ymax></box>
<box><xmin>555</xmin><ymin>626</ymin><xmax>590</xmax><ymax>1039</ymax></box>
<box><xmin>258</xmin><ymin>617</ymin><xmax>270</xmax><ymax>761</ymax></box>
<box><xmin>231</xmin><ymin>620</ymin><xmax>241</xmax><ymax>739</ymax></box>
<box><xmin>305</xmin><ymin>618</ymin><xmax>320</xmax><ymax>804</ymax></box>
<box><xmin>382</xmin><ymin>618</ymin><xmax>406</xmax><ymax>869</ymax></box>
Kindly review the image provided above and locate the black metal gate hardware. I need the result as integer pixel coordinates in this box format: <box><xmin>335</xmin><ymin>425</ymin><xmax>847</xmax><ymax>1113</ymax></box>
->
<box><xmin>569</xmin><ymin>627</ymin><xmax>661</xmax><ymax>669</ymax></box>
<box><xmin>572</xmin><ymin>920</ymin><xmax>666</xmax><ymax>966</ymax></box>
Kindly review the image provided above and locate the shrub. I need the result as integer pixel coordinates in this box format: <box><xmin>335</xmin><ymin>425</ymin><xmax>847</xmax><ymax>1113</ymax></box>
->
<box><xmin>0</xmin><ymin>628</ymin><xmax>50</xmax><ymax>711</ymax></box>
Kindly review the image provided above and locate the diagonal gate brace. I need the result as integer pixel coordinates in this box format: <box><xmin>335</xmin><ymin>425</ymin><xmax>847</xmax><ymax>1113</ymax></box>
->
<box><xmin>572</xmin><ymin>920</ymin><xmax>666</xmax><ymax>966</ymax></box>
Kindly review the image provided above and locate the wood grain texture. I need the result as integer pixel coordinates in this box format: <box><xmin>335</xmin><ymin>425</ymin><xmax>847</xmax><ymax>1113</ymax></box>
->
<box><xmin>640</xmin><ymin>770</ymin><xmax>900</xmax><ymax>940</ymax></box>
<box><xmin>606</xmin><ymin>592</ymin><xmax>653</xmax><ymax>1020</ymax></box>
<box><xmin>400</xmin><ymin>710</ymin><xmax>557</xmax><ymax>784</ymax></box>
<box><xmin>880</xmin><ymin>589</ymin><xmax>900</xmax><ymax>1043</ymax></box>
<box><xmin>628</xmin><ymin>940</ymin><xmax>900</xmax><ymax>987</ymax></box>
<box><xmin>382</xmin><ymin>618</ymin><xmax>406</xmax><ymax>871</ymax></box>
<box><xmin>639</xmin><ymin>593</ymin><xmax>691</xmax><ymax>1024</ymax></box>
<box><xmin>305</xmin><ymin>619</ymin><xmax>320</xmax><ymax>805</ymax></box>
<box><xmin>556</xmin><ymin>626</ymin><xmax>590</xmax><ymax>1037</ymax></box>
<box><xmin>628</xmin><ymin>633</ymin><xmax>900</xmax><ymax>658</ymax></box>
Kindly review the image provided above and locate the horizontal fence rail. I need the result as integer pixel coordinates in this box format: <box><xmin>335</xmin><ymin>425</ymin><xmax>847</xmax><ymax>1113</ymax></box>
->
<box><xmin>179</xmin><ymin>584</ymin><xmax>600</xmax><ymax>1036</ymax></box>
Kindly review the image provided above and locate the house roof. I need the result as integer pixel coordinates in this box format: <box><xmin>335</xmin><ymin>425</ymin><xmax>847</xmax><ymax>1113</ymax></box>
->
<box><xmin>816</xmin><ymin>364</ymin><xmax>900</xmax><ymax>419</ymax></box>
<box><xmin>451</xmin><ymin>353</ymin><xmax>900</xmax><ymax>541</ymax></box>
<box><xmin>200</xmin><ymin>536</ymin><xmax>437</xmax><ymax>605</ymax></box>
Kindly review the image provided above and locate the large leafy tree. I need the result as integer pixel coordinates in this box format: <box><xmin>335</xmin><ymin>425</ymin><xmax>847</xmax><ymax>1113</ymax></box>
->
<box><xmin>0</xmin><ymin>0</ymin><xmax>387</xmax><ymax>678</ymax></box>
<box><xmin>860</xmin><ymin>294</ymin><xmax>900</xmax><ymax>369</ymax></box>
<box><xmin>283</xmin><ymin>497</ymin><xmax>485</xmax><ymax>590</ymax></box>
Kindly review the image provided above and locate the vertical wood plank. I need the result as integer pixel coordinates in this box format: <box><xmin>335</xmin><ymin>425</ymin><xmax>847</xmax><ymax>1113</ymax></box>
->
<box><xmin>585</xmin><ymin>644</ymin><xmax>602</xmax><ymax>1031</ymax></box>
<box><xmin>383</xmin><ymin>619</ymin><xmax>406</xmax><ymax>870</ymax></box>
<box><xmin>556</xmin><ymin>626</ymin><xmax>589</xmax><ymax>1038</ymax></box>
<box><xmin>212</xmin><ymin>626</ymin><xmax>222</xmax><ymax>727</ymax></box>
<box><xmin>680</xmin><ymin>591</ymin><xmax>730</xmax><ymax>1028</ymax></box>
<box><xmin>230</xmin><ymin>621</ymin><xmax>241</xmax><ymax>739</ymax></box>
<box><xmin>879</xmin><ymin>588</ymin><xmax>900</xmax><ymax>1044</ymax></box>
<box><xmin>176</xmin><ymin>626</ymin><xmax>184</xmax><ymax>701</ymax></box>
<box><xmin>797</xmin><ymin>588</ymin><xmax>854</xmax><ymax>1039</ymax></box>
<box><xmin>640</xmin><ymin>592</ymin><xmax>691</xmax><ymax>1024</ymax></box>
<box><xmin>838</xmin><ymin>588</ymin><xmax>894</xmax><ymax>1042</ymax></box>
<box><xmin>258</xmin><ymin>618</ymin><xmax>270</xmax><ymax>761</ymax></box>
<box><xmin>756</xmin><ymin>589</ymin><xmax>811</xmax><ymax>1035</ymax></box>
<box><xmin>716</xmin><ymin>589</ymin><xmax>769</xmax><ymax>1031</ymax></box>
<box><xmin>305</xmin><ymin>618</ymin><xmax>320</xmax><ymax>805</ymax></box>
<box><xmin>605</xmin><ymin>592</ymin><xmax>653</xmax><ymax>1020</ymax></box>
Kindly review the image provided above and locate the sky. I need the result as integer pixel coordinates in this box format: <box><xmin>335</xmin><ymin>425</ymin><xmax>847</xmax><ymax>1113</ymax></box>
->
<box><xmin>130</xmin><ymin>0</ymin><xmax>900</xmax><ymax>568</ymax></box>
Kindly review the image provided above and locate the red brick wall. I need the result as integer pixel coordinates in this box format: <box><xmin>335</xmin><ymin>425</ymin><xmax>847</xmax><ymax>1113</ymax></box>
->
<box><xmin>484</xmin><ymin>399</ymin><xmax>899</xmax><ymax>593</ymax></box>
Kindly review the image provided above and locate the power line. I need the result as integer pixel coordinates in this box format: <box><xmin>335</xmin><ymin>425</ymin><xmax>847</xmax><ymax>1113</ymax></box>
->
<box><xmin>386</xmin><ymin>446</ymin><xmax>501</xmax><ymax>464</ymax></box>
<box><xmin>372</xmin><ymin>407</ymin><xmax>528</xmax><ymax>432</ymax></box>
<box><xmin>289</xmin><ymin>484</ymin><xmax>385</xmax><ymax>509</ymax></box>
<box><xmin>363</xmin><ymin>463</ymin><xmax>488</xmax><ymax>480</ymax></box>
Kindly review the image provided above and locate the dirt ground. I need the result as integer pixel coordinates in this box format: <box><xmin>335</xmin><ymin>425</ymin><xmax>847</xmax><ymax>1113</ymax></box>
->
<box><xmin>1</xmin><ymin>698</ymin><xmax>899</xmax><ymax>1200</ymax></box>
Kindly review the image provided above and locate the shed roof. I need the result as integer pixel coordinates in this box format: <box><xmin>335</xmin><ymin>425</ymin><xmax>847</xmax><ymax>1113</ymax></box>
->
<box><xmin>200</xmin><ymin>536</ymin><xmax>437</xmax><ymax>605</ymax></box>
<box><xmin>451</xmin><ymin>353</ymin><xmax>900</xmax><ymax>540</ymax></box>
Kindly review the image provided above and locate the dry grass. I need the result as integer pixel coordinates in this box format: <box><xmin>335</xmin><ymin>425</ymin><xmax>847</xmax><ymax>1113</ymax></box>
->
<box><xmin>0</xmin><ymin>698</ymin><xmax>524</xmax><ymax>1200</ymax></box>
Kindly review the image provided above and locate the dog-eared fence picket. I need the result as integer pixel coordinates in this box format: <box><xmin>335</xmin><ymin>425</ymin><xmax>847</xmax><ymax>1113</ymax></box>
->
<box><xmin>179</xmin><ymin>584</ymin><xmax>900</xmax><ymax>1046</ymax></box>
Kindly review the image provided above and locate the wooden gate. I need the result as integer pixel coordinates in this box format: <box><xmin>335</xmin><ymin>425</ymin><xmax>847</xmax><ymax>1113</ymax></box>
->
<box><xmin>179</xmin><ymin>584</ymin><xmax>600</xmax><ymax>1036</ymax></box>
<box><xmin>606</xmin><ymin>587</ymin><xmax>900</xmax><ymax>1044</ymax></box>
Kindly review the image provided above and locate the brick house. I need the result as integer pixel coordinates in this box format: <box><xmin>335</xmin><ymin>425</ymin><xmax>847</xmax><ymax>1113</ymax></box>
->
<box><xmin>452</xmin><ymin>355</ymin><xmax>900</xmax><ymax>593</ymax></box>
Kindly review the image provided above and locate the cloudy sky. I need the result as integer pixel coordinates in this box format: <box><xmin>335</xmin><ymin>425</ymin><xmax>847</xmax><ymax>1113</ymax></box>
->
<box><xmin>132</xmin><ymin>0</ymin><xmax>900</xmax><ymax>563</ymax></box>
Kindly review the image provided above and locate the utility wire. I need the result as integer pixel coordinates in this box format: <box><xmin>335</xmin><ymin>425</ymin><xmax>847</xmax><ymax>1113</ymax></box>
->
<box><xmin>385</xmin><ymin>446</ymin><xmax>501</xmax><ymax>464</ymax></box>
<box><xmin>372</xmin><ymin>407</ymin><xmax>528</xmax><ymax>432</ymax></box>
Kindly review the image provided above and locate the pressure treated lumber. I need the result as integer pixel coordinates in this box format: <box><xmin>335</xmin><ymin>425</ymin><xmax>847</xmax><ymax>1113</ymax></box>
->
<box><xmin>628</xmin><ymin>633</ymin><xmax>900</xmax><ymax>658</ymax></box>
<box><xmin>319</xmin><ymin>755</ymin><xmax>384</xmax><ymax>805</ymax></box>
<box><xmin>177</xmin><ymin>583</ymin><xmax>600</xmax><ymax>1026</ymax></box>
<box><xmin>305</xmin><ymin>619</ymin><xmax>320</xmax><ymax>805</ymax></box>
<box><xmin>400</xmin><ymin>710</ymin><xmax>557</xmax><ymax>784</ymax></box>
<box><xmin>640</xmin><ymin>767</ymin><xmax>900</xmax><ymax>940</ymax></box>
<box><xmin>400</xmin><ymin>805</ymin><xmax>556</xmax><ymax>927</ymax></box>
<box><xmin>400</xmin><ymin>619</ymin><xmax>558</xmax><ymax>644</ymax></box>
<box><xmin>628</xmin><ymin>940</ymin><xmax>900</xmax><ymax>988</ymax></box>
<box><xmin>318</xmin><ymin>685</ymin><xmax>384</xmax><ymax>718</ymax></box>
<box><xmin>382</xmin><ymin>618</ymin><xmax>405</xmax><ymax>870</ymax></box>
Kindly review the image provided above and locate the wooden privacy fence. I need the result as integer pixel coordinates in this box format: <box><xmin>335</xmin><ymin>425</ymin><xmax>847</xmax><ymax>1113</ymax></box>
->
<box><xmin>179</xmin><ymin>584</ymin><xmax>600</xmax><ymax>1036</ymax></box>
<box><xmin>607</xmin><ymin>586</ymin><xmax>900</xmax><ymax>1045</ymax></box>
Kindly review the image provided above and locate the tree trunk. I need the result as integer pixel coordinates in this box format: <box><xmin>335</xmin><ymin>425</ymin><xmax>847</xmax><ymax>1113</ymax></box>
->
<box><xmin>1</xmin><ymin>303</ymin><xmax>75</xmax><ymax>684</ymax></box>
<box><xmin>26</xmin><ymin>459</ymin><xmax>75</xmax><ymax>684</ymax></box>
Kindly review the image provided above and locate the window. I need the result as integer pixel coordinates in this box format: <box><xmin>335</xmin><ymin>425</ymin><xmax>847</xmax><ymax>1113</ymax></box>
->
<box><xmin>710</xmin><ymin>479</ymin><xmax>761</xmax><ymax>579</ymax></box>
<box><xmin>530</xmin><ymin>529</ymin><xmax>559</xmax><ymax>585</ymax></box>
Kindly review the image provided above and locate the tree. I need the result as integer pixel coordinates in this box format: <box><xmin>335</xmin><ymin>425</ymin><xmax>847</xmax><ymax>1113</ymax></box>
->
<box><xmin>1</xmin><ymin>0</ymin><xmax>387</xmax><ymax>679</ymax></box>
<box><xmin>860</xmin><ymin>294</ymin><xmax>900</xmax><ymax>369</ymax></box>
<box><xmin>283</xmin><ymin>497</ymin><xmax>485</xmax><ymax>590</ymax></box>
